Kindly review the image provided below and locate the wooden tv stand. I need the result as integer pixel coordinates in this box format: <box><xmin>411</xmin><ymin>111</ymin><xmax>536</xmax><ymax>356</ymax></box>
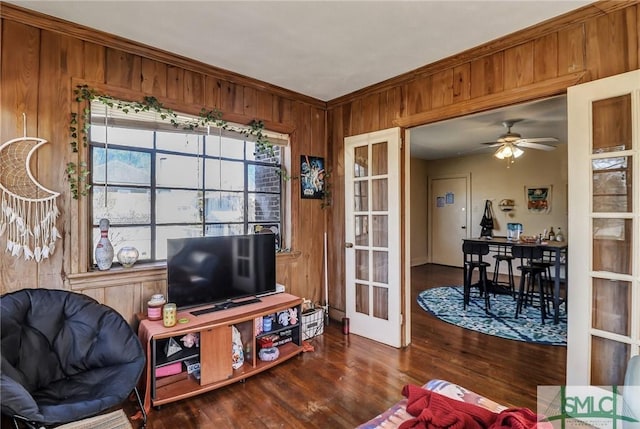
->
<box><xmin>138</xmin><ymin>293</ymin><xmax>303</xmax><ymax>408</ymax></box>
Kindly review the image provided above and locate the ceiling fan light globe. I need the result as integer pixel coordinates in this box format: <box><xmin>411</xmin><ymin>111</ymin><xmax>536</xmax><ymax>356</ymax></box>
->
<box><xmin>494</xmin><ymin>143</ymin><xmax>524</xmax><ymax>161</ymax></box>
<box><xmin>494</xmin><ymin>145</ymin><xmax>510</xmax><ymax>159</ymax></box>
<box><xmin>513</xmin><ymin>146</ymin><xmax>524</xmax><ymax>158</ymax></box>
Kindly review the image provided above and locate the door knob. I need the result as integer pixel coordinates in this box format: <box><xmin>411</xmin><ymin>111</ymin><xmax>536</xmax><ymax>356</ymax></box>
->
<box><xmin>345</xmin><ymin>242</ymin><xmax>354</xmax><ymax>248</ymax></box>
<box><xmin>461</xmin><ymin>226</ymin><xmax>466</xmax><ymax>229</ymax></box>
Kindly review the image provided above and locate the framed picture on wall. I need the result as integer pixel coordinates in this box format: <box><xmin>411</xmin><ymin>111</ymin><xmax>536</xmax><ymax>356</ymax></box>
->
<box><xmin>300</xmin><ymin>155</ymin><xmax>325</xmax><ymax>199</ymax></box>
<box><xmin>525</xmin><ymin>185</ymin><xmax>552</xmax><ymax>213</ymax></box>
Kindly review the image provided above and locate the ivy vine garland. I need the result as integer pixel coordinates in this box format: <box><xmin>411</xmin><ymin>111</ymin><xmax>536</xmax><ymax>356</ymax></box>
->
<box><xmin>67</xmin><ymin>85</ymin><xmax>274</xmax><ymax>199</ymax></box>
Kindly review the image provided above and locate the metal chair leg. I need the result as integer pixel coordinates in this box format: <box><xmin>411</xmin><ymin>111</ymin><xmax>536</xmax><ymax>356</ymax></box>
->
<box><xmin>492</xmin><ymin>261</ymin><xmax>500</xmax><ymax>286</ymax></box>
<box><xmin>463</xmin><ymin>265</ymin><xmax>472</xmax><ymax>309</ymax></box>
<box><xmin>536</xmin><ymin>272</ymin><xmax>547</xmax><ymax>324</ymax></box>
<box><xmin>133</xmin><ymin>387</ymin><xmax>147</xmax><ymax>425</ymax></box>
<box><xmin>11</xmin><ymin>416</ymin><xmax>44</xmax><ymax>429</ymax></box>
<box><xmin>480</xmin><ymin>268</ymin><xmax>490</xmax><ymax>312</ymax></box>
<box><xmin>515</xmin><ymin>273</ymin><xmax>527</xmax><ymax>318</ymax></box>
<box><xmin>507</xmin><ymin>260</ymin><xmax>515</xmax><ymax>298</ymax></box>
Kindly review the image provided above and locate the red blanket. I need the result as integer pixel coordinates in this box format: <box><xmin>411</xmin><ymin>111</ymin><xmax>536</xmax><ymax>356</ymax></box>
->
<box><xmin>399</xmin><ymin>384</ymin><xmax>551</xmax><ymax>429</ymax></box>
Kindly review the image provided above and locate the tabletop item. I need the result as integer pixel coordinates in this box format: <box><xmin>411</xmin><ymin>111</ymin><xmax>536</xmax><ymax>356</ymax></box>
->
<box><xmin>95</xmin><ymin>218</ymin><xmax>114</xmax><ymax>270</ymax></box>
<box><xmin>116</xmin><ymin>246</ymin><xmax>139</xmax><ymax>268</ymax></box>
<box><xmin>507</xmin><ymin>223</ymin><xmax>522</xmax><ymax>241</ymax></box>
<box><xmin>278</xmin><ymin>310</ymin><xmax>290</xmax><ymax>326</ymax></box>
<box><xmin>231</xmin><ymin>325</ymin><xmax>244</xmax><ymax>369</ymax></box>
<box><xmin>147</xmin><ymin>294</ymin><xmax>166</xmax><ymax>321</ymax></box>
<box><xmin>258</xmin><ymin>346</ymin><xmax>279</xmax><ymax>361</ymax></box>
<box><xmin>263</xmin><ymin>315</ymin><xmax>273</xmax><ymax>332</ymax></box>
<box><xmin>289</xmin><ymin>307</ymin><xmax>298</xmax><ymax>325</ymax></box>
<box><xmin>162</xmin><ymin>303</ymin><xmax>177</xmax><ymax>327</ymax></box>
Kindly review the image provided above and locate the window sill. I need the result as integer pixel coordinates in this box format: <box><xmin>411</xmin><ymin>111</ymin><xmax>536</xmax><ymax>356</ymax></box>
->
<box><xmin>67</xmin><ymin>251</ymin><xmax>301</xmax><ymax>290</ymax></box>
<box><xmin>67</xmin><ymin>262</ymin><xmax>167</xmax><ymax>290</ymax></box>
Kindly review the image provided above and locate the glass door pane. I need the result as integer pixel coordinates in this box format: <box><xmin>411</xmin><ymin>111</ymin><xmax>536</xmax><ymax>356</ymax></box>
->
<box><xmin>592</xmin><ymin>218</ymin><xmax>633</xmax><ymax>275</ymax></box>
<box><xmin>591</xmin><ymin>337</ymin><xmax>629</xmax><ymax>385</ymax></box>
<box><xmin>372</xmin><ymin>179</ymin><xmax>388</xmax><ymax>211</ymax></box>
<box><xmin>592</xmin><ymin>278</ymin><xmax>631</xmax><ymax>336</ymax></box>
<box><xmin>592</xmin><ymin>156</ymin><xmax>632</xmax><ymax>213</ymax></box>
<box><xmin>354</xmin><ymin>146</ymin><xmax>369</xmax><ymax>177</ymax></box>
<box><xmin>372</xmin><ymin>215</ymin><xmax>388</xmax><ymax>247</ymax></box>
<box><xmin>592</xmin><ymin>95</ymin><xmax>632</xmax><ymax>153</ymax></box>
<box><xmin>371</xmin><ymin>142</ymin><xmax>388</xmax><ymax>175</ymax></box>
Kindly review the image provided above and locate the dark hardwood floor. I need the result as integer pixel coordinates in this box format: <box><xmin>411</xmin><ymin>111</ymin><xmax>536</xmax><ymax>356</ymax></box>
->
<box><xmin>2</xmin><ymin>264</ymin><xmax>566</xmax><ymax>428</ymax></box>
<box><xmin>126</xmin><ymin>264</ymin><xmax>566</xmax><ymax>428</ymax></box>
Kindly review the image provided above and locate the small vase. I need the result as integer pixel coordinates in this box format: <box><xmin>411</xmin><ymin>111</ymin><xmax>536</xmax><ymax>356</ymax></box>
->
<box><xmin>117</xmin><ymin>246</ymin><xmax>139</xmax><ymax>268</ymax></box>
<box><xmin>95</xmin><ymin>218</ymin><xmax>114</xmax><ymax>270</ymax></box>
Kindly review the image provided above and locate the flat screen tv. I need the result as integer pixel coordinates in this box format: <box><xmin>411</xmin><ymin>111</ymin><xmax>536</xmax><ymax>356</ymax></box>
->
<box><xmin>167</xmin><ymin>234</ymin><xmax>276</xmax><ymax>310</ymax></box>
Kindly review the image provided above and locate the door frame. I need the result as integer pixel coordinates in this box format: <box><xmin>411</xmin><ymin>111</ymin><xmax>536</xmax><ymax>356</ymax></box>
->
<box><xmin>389</xmin><ymin>71</ymin><xmax>585</xmax><ymax>349</ymax></box>
<box><xmin>403</xmin><ymin>129</ymin><xmax>411</xmax><ymax>346</ymax></box>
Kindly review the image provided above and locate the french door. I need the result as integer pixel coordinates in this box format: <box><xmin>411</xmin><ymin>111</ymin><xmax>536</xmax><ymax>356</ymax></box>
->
<box><xmin>567</xmin><ymin>69</ymin><xmax>640</xmax><ymax>385</ymax></box>
<box><xmin>344</xmin><ymin>128</ymin><xmax>403</xmax><ymax>348</ymax></box>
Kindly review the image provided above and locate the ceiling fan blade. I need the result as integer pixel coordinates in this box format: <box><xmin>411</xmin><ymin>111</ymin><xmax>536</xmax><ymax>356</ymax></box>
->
<box><xmin>480</xmin><ymin>142</ymin><xmax>502</xmax><ymax>147</ymax></box>
<box><xmin>517</xmin><ymin>137</ymin><xmax>559</xmax><ymax>143</ymax></box>
<box><xmin>516</xmin><ymin>141</ymin><xmax>557</xmax><ymax>151</ymax></box>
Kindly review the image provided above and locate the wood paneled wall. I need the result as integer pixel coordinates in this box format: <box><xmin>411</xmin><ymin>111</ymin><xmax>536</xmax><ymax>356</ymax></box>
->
<box><xmin>1</xmin><ymin>2</ymin><xmax>639</xmax><ymax>324</ymax></box>
<box><xmin>325</xmin><ymin>1</ymin><xmax>639</xmax><ymax>318</ymax></box>
<box><xmin>0</xmin><ymin>4</ymin><xmax>327</xmax><ymax>324</ymax></box>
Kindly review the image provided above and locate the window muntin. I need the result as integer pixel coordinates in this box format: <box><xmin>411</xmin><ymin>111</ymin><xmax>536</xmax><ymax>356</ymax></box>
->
<box><xmin>90</xmin><ymin>108</ymin><xmax>284</xmax><ymax>265</ymax></box>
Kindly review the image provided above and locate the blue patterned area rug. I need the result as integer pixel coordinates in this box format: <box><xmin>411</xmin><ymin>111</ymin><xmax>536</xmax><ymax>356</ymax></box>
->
<box><xmin>417</xmin><ymin>286</ymin><xmax>567</xmax><ymax>346</ymax></box>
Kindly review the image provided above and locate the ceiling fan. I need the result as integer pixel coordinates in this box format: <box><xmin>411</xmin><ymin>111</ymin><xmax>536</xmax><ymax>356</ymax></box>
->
<box><xmin>484</xmin><ymin>120</ymin><xmax>559</xmax><ymax>162</ymax></box>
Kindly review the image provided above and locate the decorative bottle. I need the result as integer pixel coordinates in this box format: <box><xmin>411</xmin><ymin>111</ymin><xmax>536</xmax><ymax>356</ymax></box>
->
<box><xmin>95</xmin><ymin>218</ymin><xmax>114</xmax><ymax>270</ymax></box>
<box><xmin>548</xmin><ymin>227</ymin><xmax>555</xmax><ymax>241</ymax></box>
<box><xmin>555</xmin><ymin>227</ymin><xmax>564</xmax><ymax>242</ymax></box>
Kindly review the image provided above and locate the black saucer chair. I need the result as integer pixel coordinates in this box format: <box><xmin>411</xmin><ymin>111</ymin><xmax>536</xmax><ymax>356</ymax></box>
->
<box><xmin>1</xmin><ymin>289</ymin><xmax>146</xmax><ymax>428</ymax></box>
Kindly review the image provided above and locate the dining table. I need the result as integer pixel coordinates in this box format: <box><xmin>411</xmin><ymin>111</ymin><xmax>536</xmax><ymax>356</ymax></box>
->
<box><xmin>462</xmin><ymin>236</ymin><xmax>567</xmax><ymax>324</ymax></box>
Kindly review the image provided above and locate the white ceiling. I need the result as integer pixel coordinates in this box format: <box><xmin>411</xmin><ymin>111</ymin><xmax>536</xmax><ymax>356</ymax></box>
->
<box><xmin>9</xmin><ymin>0</ymin><xmax>587</xmax><ymax>159</ymax></box>
<box><xmin>9</xmin><ymin>0</ymin><xmax>591</xmax><ymax>101</ymax></box>
<box><xmin>410</xmin><ymin>95</ymin><xmax>567</xmax><ymax>160</ymax></box>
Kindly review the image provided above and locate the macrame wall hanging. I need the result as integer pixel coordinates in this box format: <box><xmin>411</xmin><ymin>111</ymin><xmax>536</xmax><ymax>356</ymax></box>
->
<box><xmin>0</xmin><ymin>114</ymin><xmax>61</xmax><ymax>262</ymax></box>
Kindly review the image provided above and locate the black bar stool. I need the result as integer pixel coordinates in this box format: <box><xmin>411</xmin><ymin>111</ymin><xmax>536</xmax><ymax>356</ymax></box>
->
<box><xmin>532</xmin><ymin>249</ymin><xmax>557</xmax><ymax>315</ymax></box>
<box><xmin>512</xmin><ymin>245</ymin><xmax>552</xmax><ymax>324</ymax></box>
<box><xmin>462</xmin><ymin>241</ymin><xmax>491</xmax><ymax>313</ymax></box>
<box><xmin>492</xmin><ymin>246</ymin><xmax>515</xmax><ymax>297</ymax></box>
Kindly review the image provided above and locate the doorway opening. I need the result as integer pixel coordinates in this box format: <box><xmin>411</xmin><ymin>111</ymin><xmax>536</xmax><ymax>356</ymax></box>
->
<box><xmin>407</xmin><ymin>95</ymin><xmax>568</xmax><ymax>269</ymax></box>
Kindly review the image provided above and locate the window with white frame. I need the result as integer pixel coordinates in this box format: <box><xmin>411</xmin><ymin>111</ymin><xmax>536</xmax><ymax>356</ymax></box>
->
<box><xmin>89</xmin><ymin>101</ymin><xmax>288</xmax><ymax>265</ymax></box>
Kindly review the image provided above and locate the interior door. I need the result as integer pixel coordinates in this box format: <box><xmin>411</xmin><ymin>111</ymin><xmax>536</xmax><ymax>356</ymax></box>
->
<box><xmin>430</xmin><ymin>176</ymin><xmax>469</xmax><ymax>267</ymax></box>
<box><xmin>344</xmin><ymin>128</ymin><xmax>402</xmax><ymax>348</ymax></box>
<box><xmin>567</xmin><ymin>69</ymin><xmax>639</xmax><ymax>385</ymax></box>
